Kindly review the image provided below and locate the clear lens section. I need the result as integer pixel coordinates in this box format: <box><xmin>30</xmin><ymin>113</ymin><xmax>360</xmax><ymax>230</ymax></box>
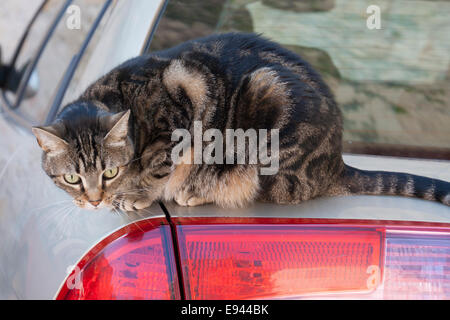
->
<box><xmin>58</xmin><ymin>222</ymin><xmax>180</xmax><ymax>300</ymax></box>
<box><xmin>383</xmin><ymin>231</ymin><xmax>450</xmax><ymax>299</ymax></box>
<box><xmin>177</xmin><ymin>225</ymin><xmax>384</xmax><ymax>299</ymax></box>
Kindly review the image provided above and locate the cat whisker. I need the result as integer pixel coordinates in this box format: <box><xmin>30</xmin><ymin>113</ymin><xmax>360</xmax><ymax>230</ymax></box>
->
<box><xmin>57</xmin><ymin>206</ymin><xmax>77</xmax><ymax>235</ymax></box>
<box><xmin>113</xmin><ymin>188</ymin><xmax>149</xmax><ymax>196</ymax></box>
<box><xmin>111</xmin><ymin>207</ymin><xmax>120</xmax><ymax>219</ymax></box>
<box><xmin>40</xmin><ymin>202</ymin><xmax>72</xmax><ymax>221</ymax></box>
<box><xmin>113</xmin><ymin>206</ymin><xmax>130</xmax><ymax>221</ymax></box>
<box><xmin>137</xmin><ymin>207</ymin><xmax>156</xmax><ymax>217</ymax></box>
<box><xmin>40</xmin><ymin>203</ymin><xmax>75</xmax><ymax>228</ymax></box>
<box><xmin>0</xmin><ymin>147</ymin><xmax>23</xmax><ymax>182</ymax></box>
<box><xmin>114</xmin><ymin>207</ymin><xmax>145</xmax><ymax>233</ymax></box>
<box><xmin>31</xmin><ymin>199</ymin><xmax>74</xmax><ymax>213</ymax></box>
<box><xmin>129</xmin><ymin>209</ymin><xmax>146</xmax><ymax>220</ymax></box>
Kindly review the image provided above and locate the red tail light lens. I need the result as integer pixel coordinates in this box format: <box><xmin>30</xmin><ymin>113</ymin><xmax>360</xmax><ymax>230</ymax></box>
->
<box><xmin>56</xmin><ymin>218</ymin><xmax>180</xmax><ymax>300</ymax></box>
<box><xmin>57</xmin><ymin>216</ymin><xmax>450</xmax><ymax>300</ymax></box>
<box><xmin>177</xmin><ymin>224</ymin><xmax>384</xmax><ymax>299</ymax></box>
<box><xmin>176</xmin><ymin>219</ymin><xmax>450</xmax><ymax>299</ymax></box>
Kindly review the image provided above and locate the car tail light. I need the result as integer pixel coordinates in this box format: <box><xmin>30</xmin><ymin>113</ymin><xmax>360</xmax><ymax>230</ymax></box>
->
<box><xmin>56</xmin><ymin>218</ymin><xmax>180</xmax><ymax>300</ymax></box>
<box><xmin>57</xmin><ymin>216</ymin><xmax>450</xmax><ymax>300</ymax></box>
<box><xmin>175</xmin><ymin>218</ymin><xmax>450</xmax><ymax>300</ymax></box>
<box><xmin>176</xmin><ymin>223</ymin><xmax>384</xmax><ymax>299</ymax></box>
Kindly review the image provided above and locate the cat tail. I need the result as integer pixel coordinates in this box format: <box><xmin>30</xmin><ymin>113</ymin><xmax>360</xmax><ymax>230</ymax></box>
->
<box><xmin>335</xmin><ymin>165</ymin><xmax>450</xmax><ymax>206</ymax></box>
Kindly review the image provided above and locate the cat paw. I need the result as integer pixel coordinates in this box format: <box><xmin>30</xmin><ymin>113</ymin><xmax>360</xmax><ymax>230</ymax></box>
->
<box><xmin>119</xmin><ymin>196</ymin><xmax>153</xmax><ymax>212</ymax></box>
<box><xmin>174</xmin><ymin>190</ymin><xmax>210</xmax><ymax>207</ymax></box>
<box><xmin>186</xmin><ymin>196</ymin><xmax>210</xmax><ymax>207</ymax></box>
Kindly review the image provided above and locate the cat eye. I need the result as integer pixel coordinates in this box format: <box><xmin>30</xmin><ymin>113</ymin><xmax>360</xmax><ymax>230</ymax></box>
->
<box><xmin>103</xmin><ymin>167</ymin><xmax>119</xmax><ymax>179</ymax></box>
<box><xmin>64</xmin><ymin>174</ymin><xmax>81</xmax><ymax>184</ymax></box>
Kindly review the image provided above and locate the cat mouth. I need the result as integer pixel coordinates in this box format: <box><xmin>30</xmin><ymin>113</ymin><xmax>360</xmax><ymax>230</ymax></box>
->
<box><xmin>73</xmin><ymin>199</ymin><xmax>111</xmax><ymax>210</ymax></box>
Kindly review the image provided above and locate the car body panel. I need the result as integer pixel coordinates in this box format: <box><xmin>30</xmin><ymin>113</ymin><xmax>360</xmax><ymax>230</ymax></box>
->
<box><xmin>0</xmin><ymin>0</ymin><xmax>448</xmax><ymax>300</ymax></box>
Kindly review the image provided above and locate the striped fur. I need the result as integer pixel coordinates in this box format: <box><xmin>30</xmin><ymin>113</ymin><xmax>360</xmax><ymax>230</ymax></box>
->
<box><xmin>33</xmin><ymin>33</ymin><xmax>450</xmax><ymax>211</ymax></box>
<box><xmin>332</xmin><ymin>165</ymin><xmax>450</xmax><ymax>205</ymax></box>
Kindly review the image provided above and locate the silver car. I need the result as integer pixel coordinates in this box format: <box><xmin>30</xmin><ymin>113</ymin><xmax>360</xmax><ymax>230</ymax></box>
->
<box><xmin>0</xmin><ymin>0</ymin><xmax>449</xmax><ymax>300</ymax></box>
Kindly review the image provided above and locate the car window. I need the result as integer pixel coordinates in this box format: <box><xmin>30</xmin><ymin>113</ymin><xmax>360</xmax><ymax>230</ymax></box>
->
<box><xmin>61</xmin><ymin>1</ymin><xmax>115</xmax><ymax>106</ymax></box>
<box><xmin>149</xmin><ymin>0</ymin><xmax>450</xmax><ymax>159</ymax></box>
<box><xmin>5</xmin><ymin>0</ymin><xmax>105</xmax><ymax>125</ymax></box>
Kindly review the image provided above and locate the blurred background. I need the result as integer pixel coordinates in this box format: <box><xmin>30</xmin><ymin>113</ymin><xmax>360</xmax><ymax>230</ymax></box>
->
<box><xmin>150</xmin><ymin>0</ymin><xmax>450</xmax><ymax>155</ymax></box>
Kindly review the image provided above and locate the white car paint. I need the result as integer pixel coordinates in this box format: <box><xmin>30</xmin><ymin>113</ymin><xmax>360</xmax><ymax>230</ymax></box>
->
<box><xmin>0</xmin><ymin>0</ymin><xmax>448</xmax><ymax>300</ymax></box>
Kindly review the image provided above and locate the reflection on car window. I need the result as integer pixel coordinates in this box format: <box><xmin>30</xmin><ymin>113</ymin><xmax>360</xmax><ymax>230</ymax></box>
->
<box><xmin>7</xmin><ymin>0</ymin><xmax>104</xmax><ymax>124</ymax></box>
<box><xmin>62</xmin><ymin>2</ymin><xmax>114</xmax><ymax>106</ymax></box>
<box><xmin>150</xmin><ymin>0</ymin><xmax>450</xmax><ymax>157</ymax></box>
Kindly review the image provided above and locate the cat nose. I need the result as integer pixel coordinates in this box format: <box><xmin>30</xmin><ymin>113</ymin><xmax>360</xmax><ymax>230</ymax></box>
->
<box><xmin>89</xmin><ymin>199</ymin><xmax>102</xmax><ymax>207</ymax></box>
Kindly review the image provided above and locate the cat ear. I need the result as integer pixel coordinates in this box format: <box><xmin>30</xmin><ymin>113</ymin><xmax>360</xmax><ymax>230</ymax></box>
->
<box><xmin>32</xmin><ymin>125</ymin><xmax>68</xmax><ymax>155</ymax></box>
<box><xmin>103</xmin><ymin>110</ymin><xmax>130</xmax><ymax>147</ymax></box>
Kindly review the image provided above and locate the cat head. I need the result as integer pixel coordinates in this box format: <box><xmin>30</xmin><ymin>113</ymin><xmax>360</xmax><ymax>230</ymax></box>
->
<box><xmin>32</xmin><ymin>102</ymin><xmax>135</xmax><ymax>210</ymax></box>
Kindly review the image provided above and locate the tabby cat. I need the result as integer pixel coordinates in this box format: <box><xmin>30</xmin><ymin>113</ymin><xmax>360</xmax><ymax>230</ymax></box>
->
<box><xmin>32</xmin><ymin>33</ymin><xmax>450</xmax><ymax>211</ymax></box>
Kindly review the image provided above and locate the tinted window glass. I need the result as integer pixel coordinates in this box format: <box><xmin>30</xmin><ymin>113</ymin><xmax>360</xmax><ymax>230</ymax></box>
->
<box><xmin>150</xmin><ymin>0</ymin><xmax>450</xmax><ymax>158</ymax></box>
